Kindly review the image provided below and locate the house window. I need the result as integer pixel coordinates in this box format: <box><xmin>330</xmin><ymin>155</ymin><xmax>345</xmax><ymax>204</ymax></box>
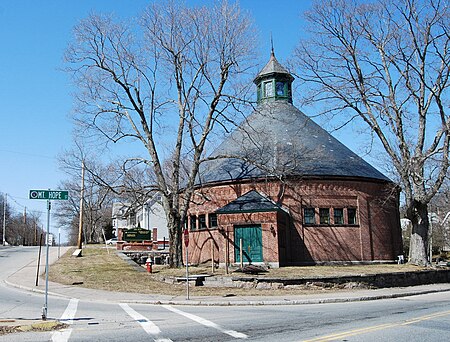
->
<box><xmin>304</xmin><ymin>208</ymin><xmax>315</xmax><ymax>224</ymax></box>
<box><xmin>319</xmin><ymin>208</ymin><xmax>330</xmax><ymax>224</ymax></box>
<box><xmin>334</xmin><ymin>208</ymin><xmax>344</xmax><ymax>225</ymax></box>
<box><xmin>348</xmin><ymin>208</ymin><xmax>357</xmax><ymax>225</ymax></box>
<box><xmin>190</xmin><ymin>215</ymin><xmax>197</xmax><ymax>231</ymax></box>
<box><xmin>199</xmin><ymin>214</ymin><xmax>207</xmax><ymax>229</ymax></box>
<box><xmin>209</xmin><ymin>213</ymin><xmax>217</xmax><ymax>228</ymax></box>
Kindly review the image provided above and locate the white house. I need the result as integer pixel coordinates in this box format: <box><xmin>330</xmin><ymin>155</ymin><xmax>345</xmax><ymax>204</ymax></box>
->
<box><xmin>135</xmin><ymin>193</ymin><xmax>169</xmax><ymax>245</ymax></box>
<box><xmin>401</xmin><ymin>213</ymin><xmax>450</xmax><ymax>254</ymax></box>
<box><xmin>111</xmin><ymin>202</ymin><xmax>132</xmax><ymax>237</ymax></box>
<box><xmin>442</xmin><ymin>211</ymin><xmax>450</xmax><ymax>252</ymax></box>
<box><xmin>111</xmin><ymin>194</ymin><xmax>169</xmax><ymax>245</ymax></box>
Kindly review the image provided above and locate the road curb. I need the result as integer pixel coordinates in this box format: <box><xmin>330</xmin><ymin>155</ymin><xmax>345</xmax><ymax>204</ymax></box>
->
<box><xmin>5</xmin><ymin>275</ymin><xmax>450</xmax><ymax>306</ymax></box>
<box><xmin>4</xmin><ymin>247</ymin><xmax>450</xmax><ymax>307</ymax></box>
<box><xmin>111</xmin><ymin>286</ymin><xmax>450</xmax><ymax>306</ymax></box>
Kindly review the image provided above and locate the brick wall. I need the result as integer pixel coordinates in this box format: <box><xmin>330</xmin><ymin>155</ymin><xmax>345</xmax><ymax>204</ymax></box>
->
<box><xmin>186</xmin><ymin>177</ymin><xmax>402</xmax><ymax>266</ymax></box>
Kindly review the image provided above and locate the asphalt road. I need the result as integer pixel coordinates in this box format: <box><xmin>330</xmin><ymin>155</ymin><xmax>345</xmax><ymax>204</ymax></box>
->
<box><xmin>1</xmin><ymin>246</ymin><xmax>450</xmax><ymax>341</ymax></box>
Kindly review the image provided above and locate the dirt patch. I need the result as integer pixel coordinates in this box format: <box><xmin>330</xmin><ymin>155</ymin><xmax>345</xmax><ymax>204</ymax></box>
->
<box><xmin>0</xmin><ymin>320</ymin><xmax>68</xmax><ymax>336</ymax></box>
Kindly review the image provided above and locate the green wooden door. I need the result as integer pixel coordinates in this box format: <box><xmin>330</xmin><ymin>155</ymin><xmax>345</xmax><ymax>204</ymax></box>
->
<box><xmin>234</xmin><ymin>225</ymin><xmax>263</xmax><ymax>263</ymax></box>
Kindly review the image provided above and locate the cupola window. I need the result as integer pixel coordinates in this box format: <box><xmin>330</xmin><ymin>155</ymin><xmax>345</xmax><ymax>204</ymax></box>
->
<box><xmin>276</xmin><ymin>81</ymin><xmax>285</xmax><ymax>96</ymax></box>
<box><xmin>264</xmin><ymin>81</ymin><xmax>274</xmax><ymax>97</ymax></box>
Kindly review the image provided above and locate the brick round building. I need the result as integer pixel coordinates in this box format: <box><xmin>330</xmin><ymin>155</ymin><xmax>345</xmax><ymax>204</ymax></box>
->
<box><xmin>186</xmin><ymin>52</ymin><xmax>403</xmax><ymax>267</ymax></box>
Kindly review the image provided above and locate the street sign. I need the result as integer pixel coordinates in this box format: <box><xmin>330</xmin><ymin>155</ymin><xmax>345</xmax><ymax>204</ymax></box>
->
<box><xmin>28</xmin><ymin>189</ymin><xmax>69</xmax><ymax>320</ymax></box>
<box><xmin>184</xmin><ymin>228</ymin><xmax>189</xmax><ymax>247</ymax></box>
<box><xmin>29</xmin><ymin>190</ymin><xmax>69</xmax><ymax>200</ymax></box>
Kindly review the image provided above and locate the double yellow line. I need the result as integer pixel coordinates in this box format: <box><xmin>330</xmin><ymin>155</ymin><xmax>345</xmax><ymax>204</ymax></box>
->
<box><xmin>302</xmin><ymin>309</ymin><xmax>450</xmax><ymax>342</ymax></box>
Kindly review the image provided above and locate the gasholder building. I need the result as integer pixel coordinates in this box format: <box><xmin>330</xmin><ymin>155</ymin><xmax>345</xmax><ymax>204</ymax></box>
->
<box><xmin>186</xmin><ymin>52</ymin><xmax>403</xmax><ymax>267</ymax></box>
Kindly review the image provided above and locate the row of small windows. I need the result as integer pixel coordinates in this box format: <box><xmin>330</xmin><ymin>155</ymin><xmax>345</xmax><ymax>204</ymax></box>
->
<box><xmin>189</xmin><ymin>213</ymin><xmax>218</xmax><ymax>231</ymax></box>
<box><xmin>188</xmin><ymin>208</ymin><xmax>357</xmax><ymax>230</ymax></box>
<box><xmin>303</xmin><ymin>207</ymin><xmax>357</xmax><ymax>226</ymax></box>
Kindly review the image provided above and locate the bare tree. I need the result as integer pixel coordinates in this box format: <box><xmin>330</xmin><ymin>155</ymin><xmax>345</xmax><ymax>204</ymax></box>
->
<box><xmin>0</xmin><ymin>193</ymin><xmax>44</xmax><ymax>246</ymax></box>
<box><xmin>65</xmin><ymin>1</ymin><xmax>256</xmax><ymax>266</ymax></box>
<box><xmin>293</xmin><ymin>0</ymin><xmax>450</xmax><ymax>265</ymax></box>
<box><xmin>55</xmin><ymin>152</ymin><xmax>119</xmax><ymax>245</ymax></box>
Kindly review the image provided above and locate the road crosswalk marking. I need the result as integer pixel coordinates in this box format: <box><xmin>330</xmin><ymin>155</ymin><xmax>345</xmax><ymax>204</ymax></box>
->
<box><xmin>120</xmin><ymin>303</ymin><xmax>172</xmax><ymax>341</ymax></box>
<box><xmin>49</xmin><ymin>301</ymin><xmax>247</xmax><ymax>341</ymax></box>
<box><xmin>162</xmin><ymin>304</ymin><xmax>248</xmax><ymax>339</ymax></box>
<box><xmin>51</xmin><ymin>298</ymin><xmax>79</xmax><ymax>342</ymax></box>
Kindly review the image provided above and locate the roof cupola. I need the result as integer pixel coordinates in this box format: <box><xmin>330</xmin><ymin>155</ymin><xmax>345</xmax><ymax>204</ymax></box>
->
<box><xmin>254</xmin><ymin>50</ymin><xmax>294</xmax><ymax>104</ymax></box>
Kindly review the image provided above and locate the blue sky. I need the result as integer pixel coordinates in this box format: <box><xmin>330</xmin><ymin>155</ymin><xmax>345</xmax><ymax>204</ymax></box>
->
<box><xmin>1</xmin><ymin>0</ymin><xmax>347</xmax><ymax>238</ymax></box>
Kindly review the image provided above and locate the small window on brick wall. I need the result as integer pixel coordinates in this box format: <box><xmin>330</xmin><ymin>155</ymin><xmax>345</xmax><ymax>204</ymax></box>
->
<box><xmin>190</xmin><ymin>215</ymin><xmax>197</xmax><ymax>231</ymax></box>
<box><xmin>334</xmin><ymin>208</ymin><xmax>344</xmax><ymax>225</ymax></box>
<box><xmin>347</xmin><ymin>208</ymin><xmax>357</xmax><ymax>225</ymax></box>
<box><xmin>209</xmin><ymin>213</ymin><xmax>217</xmax><ymax>228</ymax></box>
<box><xmin>303</xmin><ymin>208</ymin><xmax>315</xmax><ymax>224</ymax></box>
<box><xmin>199</xmin><ymin>214</ymin><xmax>207</xmax><ymax>229</ymax></box>
<box><xmin>319</xmin><ymin>208</ymin><xmax>330</xmax><ymax>224</ymax></box>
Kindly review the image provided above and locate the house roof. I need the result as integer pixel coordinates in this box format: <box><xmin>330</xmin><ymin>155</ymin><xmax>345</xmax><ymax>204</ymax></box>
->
<box><xmin>215</xmin><ymin>190</ymin><xmax>282</xmax><ymax>214</ymax></box>
<box><xmin>197</xmin><ymin>52</ymin><xmax>390</xmax><ymax>186</ymax></box>
<box><xmin>111</xmin><ymin>202</ymin><xmax>131</xmax><ymax>218</ymax></box>
<box><xmin>198</xmin><ymin>101</ymin><xmax>390</xmax><ymax>185</ymax></box>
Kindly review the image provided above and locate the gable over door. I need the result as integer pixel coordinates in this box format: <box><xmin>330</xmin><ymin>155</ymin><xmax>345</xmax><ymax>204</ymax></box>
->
<box><xmin>234</xmin><ymin>225</ymin><xmax>263</xmax><ymax>263</ymax></box>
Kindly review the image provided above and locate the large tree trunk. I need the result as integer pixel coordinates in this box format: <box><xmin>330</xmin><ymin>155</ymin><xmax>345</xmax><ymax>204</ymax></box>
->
<box><xmin>167</xmin><ymin>211</ymin><xmax>183</xmax><ymax>268</ymax></box>
<box><xmin>407</xmin><ymin>200</ymin><xmax>430</xmax><ymax>266</ymax></box>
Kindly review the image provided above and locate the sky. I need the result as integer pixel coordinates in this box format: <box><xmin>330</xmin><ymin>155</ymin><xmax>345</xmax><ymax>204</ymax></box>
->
<box><xmin>2</xmin><ymin>0</ymin><xmax>363</xmax><ymax>241</ymax></box>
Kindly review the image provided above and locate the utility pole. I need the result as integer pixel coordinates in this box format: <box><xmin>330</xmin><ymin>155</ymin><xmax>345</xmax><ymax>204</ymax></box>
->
<box><xmin>34</xmin><ymin>221</ymin><xmax>37</xmax><ymax>246</ymax></box>
<box><xmin>77</xmin><ymin>160</ymin><xmax>85</xmax><ymax>251</ymax></box>
<box><xmin>2</xmin><ymin>193</ymin><xmax>6</xmax><ymax>246</ymax></box>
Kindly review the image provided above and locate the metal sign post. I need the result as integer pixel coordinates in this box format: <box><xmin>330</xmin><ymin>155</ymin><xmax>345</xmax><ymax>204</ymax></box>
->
<box><xmin>29</xmin><ymin>189</ymin><xmax>69</xmax><ymax>320</ymax></box>
<box><xmin>43</xmin><ymin>199</ymin><xmax>51</xmax><ymax>320</ymax></box>
<box><xmin>58</xmin><ymin>227</ymin><xmax>61</xmax><ymax>259</ymax></box>
<box><xmin>184</xmin><ymin>228</ymin><xmax>189</xmax><ymax>300</ymax></box>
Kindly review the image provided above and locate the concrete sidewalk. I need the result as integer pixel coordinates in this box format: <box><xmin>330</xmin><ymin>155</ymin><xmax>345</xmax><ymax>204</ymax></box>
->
<box><xmin>5</xmin><ymin>247</ymin><xmax>450</xmax><ymax>306</ymax></box>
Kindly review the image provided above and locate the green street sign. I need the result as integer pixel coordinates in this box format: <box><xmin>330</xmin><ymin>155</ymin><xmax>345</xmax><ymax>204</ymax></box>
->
<box><xmin>29</xmin><ymin>190</ymin><xmax>69</xmax><ymax>200</ymax></box>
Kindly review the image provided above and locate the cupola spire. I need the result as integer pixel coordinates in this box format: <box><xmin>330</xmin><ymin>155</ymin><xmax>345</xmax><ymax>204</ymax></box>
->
<box><xmin>254</xmin><ymin>47</ymin><xmax>294</xmax><ymax>104</ymax></box>
<box><xmin>270</xmin><ymin>33</ymin><xmax>274</xmax><ymax>56</ymax></box>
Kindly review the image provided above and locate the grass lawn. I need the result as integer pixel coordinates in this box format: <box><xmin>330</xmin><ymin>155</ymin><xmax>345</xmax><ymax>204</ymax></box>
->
<box><xmin>48</xmin><ymin>245</ymin><xmax>427</xmax><ymax>297</ymax></box>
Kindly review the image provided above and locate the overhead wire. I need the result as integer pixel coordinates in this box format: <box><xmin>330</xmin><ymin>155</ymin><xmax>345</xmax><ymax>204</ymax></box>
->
<box><xmin>2</xmin><ymin>193</ymin><xmax>46</xmax><ymax>215</ymax></box>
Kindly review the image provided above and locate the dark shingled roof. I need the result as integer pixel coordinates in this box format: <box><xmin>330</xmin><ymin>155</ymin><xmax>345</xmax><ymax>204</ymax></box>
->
<box><xmin>216</xmin><ymin>190</ymin><xmax>282</xmax><ymax>214</ymax></box>
<box><xmin>198</xmin><ymin>101</ymin><xmax>390</xmax><ymax>185</ymax></box>
<box><xmin>253</xmin><ymin>51</ymin><xmax>294</xmax><ymax>84</ymax></box>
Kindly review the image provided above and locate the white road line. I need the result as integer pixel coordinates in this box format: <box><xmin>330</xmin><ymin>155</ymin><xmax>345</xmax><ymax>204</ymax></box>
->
<box><xmin>59</xmin><ymin>298</ymin><xmax>79</xmax><ymax>324</ymax></box>
<box><xmin>120</xmin><ymin>303</ymin><xmax>172</xmax><ymax>341</ymax></box>
<box><xmin>51</xmin><ymin>298</ymin><xmax>79</xmax><ymax>342</ymax></box>
<box><xmin>162</xmin><ymin>305</ymin><xmax>248</xmax><ymax>339</ymax></box>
